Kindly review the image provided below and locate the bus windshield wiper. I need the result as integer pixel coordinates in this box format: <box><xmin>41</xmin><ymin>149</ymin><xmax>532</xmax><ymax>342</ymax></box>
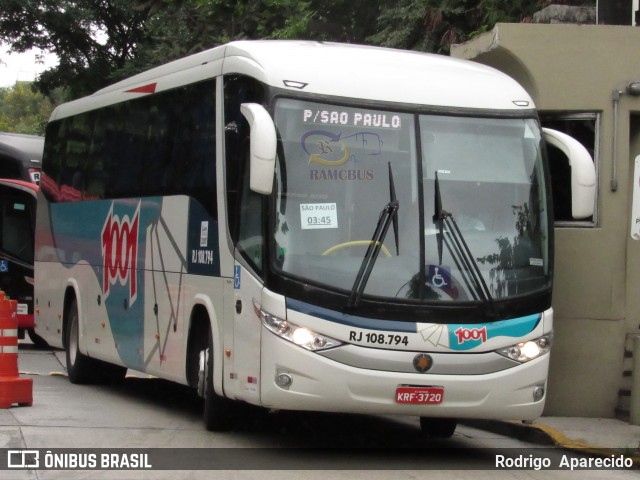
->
<box><xmin>432</xmin><ymin>171</ymin><xmax>495</xmax><ymax>313</ymax></box>
<box><xmin>347</xmin><ymin>163</ymin><xmax>399</xmax><ymax>309</ymax></box>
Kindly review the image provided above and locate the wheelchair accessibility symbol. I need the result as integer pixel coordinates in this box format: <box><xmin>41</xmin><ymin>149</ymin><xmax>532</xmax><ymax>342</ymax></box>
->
<box><xmin>234</xmin><ymin>265</ymin><xmax>241</xmax><ymax>289</ymax></box>
<box><xmin>431</xmin><ymin>267</ymin><xmax>447</xmax><ymax>288</ymax></box>
<box><xmin>0</xmin><ymin>260</ymin><xmax>8</xmax><ymax>273</ymax></box>
<box><xmin>428</xmin><ymin>265</ymin><xmax>451</xmax><ymax>289</ymax></box>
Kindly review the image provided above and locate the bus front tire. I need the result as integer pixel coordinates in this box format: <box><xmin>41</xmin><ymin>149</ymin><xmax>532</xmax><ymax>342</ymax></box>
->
<box><xmin>203</xmin><ymin>329</ymin><xmax>233</xmax><ymax>431</ymax></box>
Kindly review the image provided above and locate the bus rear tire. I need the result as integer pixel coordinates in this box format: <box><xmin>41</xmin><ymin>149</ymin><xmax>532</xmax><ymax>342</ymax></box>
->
<box><xmin>203</xmin><ymin>328</ymin><xmax>233</xmax><ymax>431</ymax></box>
<box><xmin>420</xmin><ymin>417</ymin><xmax>457</xmax><ymax>438</ymax></box>
<box><xmin>65</xmin><ymin>298</ymin><xmax>99</xmax><ymax>384</ymax></box>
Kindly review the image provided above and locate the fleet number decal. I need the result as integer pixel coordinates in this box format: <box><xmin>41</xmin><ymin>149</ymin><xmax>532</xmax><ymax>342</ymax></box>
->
<box><xmin>101</xmin><ymin>202</ymin><xmax>140</xmax><ymax>305</ymax></box>
<box><xmin>453</xmin><ymin>326</ymin><xmax>487</xmax><ymax>345</ymax></box>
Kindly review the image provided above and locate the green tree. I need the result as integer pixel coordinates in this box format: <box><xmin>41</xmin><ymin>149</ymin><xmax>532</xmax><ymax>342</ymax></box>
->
<box><xmin>0</xmin><ymin>0</ymin><xmax>158</xmax><ymax>98</ymax></box>
<box><xmin>368</xmin><ymin>0</ymin><xmax>540</xmax><ymax>53</ymax></box>
<box><xmin>368</xmin><ymin>0</ymin><xmax>596</xmax><ymax>53</ymax></box>
<box><xmin>0</xmin><ymin>0</ymin><xmax>597</xmax><ymax>99</ymax></box>
<box><xmin>304</xmin><ymin>0</ymin><xmax>384</xmax><ymax>43</ymax></box>
<box><xmin>119</xmin><ymin>0</ymin><xmax>384</xmax><ymax>80</ymax></box>
<box><xmin>0</xmin><ymin>0</ymin><xmax>321</xmax><ymax>98</ymax></box>
<box><xmin>119</xmin><ymin>0</ymin><xmax>317</xmax><ymax>78</ymax></box>
<box><xmin>0</xmin><ymin>82</ymin><xmax>54</xmax><ymax>135</ymax></box>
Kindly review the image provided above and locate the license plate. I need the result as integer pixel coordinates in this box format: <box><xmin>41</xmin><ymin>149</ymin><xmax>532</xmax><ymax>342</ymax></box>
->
<box><xmin>395</xmin><ymin>386</ymin><xmax>444</xmax><ymax>405</ymax></box>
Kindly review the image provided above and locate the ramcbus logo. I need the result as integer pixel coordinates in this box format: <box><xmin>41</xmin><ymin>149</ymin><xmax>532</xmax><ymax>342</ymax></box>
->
<box><xmin>101</xmin><ymin>202</ymin><xmax>140</xmax><ymax>305</ymax></box>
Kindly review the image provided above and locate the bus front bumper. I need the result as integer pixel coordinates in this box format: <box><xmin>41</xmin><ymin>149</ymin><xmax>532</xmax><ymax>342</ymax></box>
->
<box><xmin>259</xmin><ymin>329</ymin><xmax>548</xmax><ymax>421</ymax></box>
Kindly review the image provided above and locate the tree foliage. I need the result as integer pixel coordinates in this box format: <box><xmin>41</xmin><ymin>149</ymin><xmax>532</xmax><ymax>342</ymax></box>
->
<box><xmin>123</xmin><ymin>0</ymin><xmax>317</xmax><ymax>77</ymax></box>
<box><xmin>368</xmin><ymin>0</ymin><xmax>546</xmax><ymax>53</ymax></box>
<box><xmin>0</xmin><ymin>0</ymin><xmax>596</xmax><ymax>100</ymax></box>
<box><xmin>0</xmin><ymin>0</ymin><xmax>155</xmax><ymax>98</ymax></box>
<box><xmin>0</xmin><ymin>82</ymin><xmax>54</xmax><ymax>135</ymax></box>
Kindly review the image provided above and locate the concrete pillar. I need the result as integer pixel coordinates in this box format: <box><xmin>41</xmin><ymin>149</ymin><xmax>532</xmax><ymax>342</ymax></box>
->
<box><xmin>630</xmin><ymin>336</ymin><xmax>640</xmax><ymax>425</ymax></box>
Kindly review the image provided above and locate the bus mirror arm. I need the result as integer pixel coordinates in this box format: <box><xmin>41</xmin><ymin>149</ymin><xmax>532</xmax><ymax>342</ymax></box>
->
<box><xmin>542</xmin><ymin>128</ymin><xmax>596</xmax><ymax>220</ymax></box>
<box><xmin>241</xmin><ymin>103</ymin><xmax>277</xmax><ymax>195</ymax></box>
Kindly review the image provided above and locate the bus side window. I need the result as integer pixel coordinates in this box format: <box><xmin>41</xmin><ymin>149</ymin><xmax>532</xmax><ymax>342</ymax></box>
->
<box><xmin>237</xmin><ymin>144</ymin><xmax>264</xmax><ymax>269</ymax></box>
<box><xmin>224</xmin><ymin>75</ymin><xmax>266</xmax><ymax>272</ymax></box>
<box><xmin>0</xmin><ymin>194</ymin><xmax>34</xmax><ymax>263</ymax></box>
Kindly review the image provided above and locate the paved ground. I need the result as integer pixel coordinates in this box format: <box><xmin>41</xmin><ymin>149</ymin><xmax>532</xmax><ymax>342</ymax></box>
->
<box><xmin>0</xmin><ymin>341</ymin><xmax>638</xmax><ymax>479</ymax></box>
<box><xmin>465</xmin><ymin>415</ymin><xmax>640</xmax><ymax>462</ymax></box>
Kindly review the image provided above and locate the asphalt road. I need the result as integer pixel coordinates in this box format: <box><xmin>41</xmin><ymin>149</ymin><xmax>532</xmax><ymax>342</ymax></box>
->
<box><xmin>0</xmin><ymin>342</ymin><xmax>637</xmax><ymax>479</ymax></box>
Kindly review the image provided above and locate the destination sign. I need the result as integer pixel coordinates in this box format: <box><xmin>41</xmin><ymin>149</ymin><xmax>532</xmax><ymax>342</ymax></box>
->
<box><xmin>302</xmin><ymin>109</ymin><xmax>402</xmax><ymax>129</ymax></box>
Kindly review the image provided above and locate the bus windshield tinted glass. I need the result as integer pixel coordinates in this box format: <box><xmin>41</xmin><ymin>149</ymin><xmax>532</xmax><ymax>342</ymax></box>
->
<box><xmin>273</xmin><ymin>98</ymin><xmax>549</xmax><ymax>304</ymax></box>
<box><xmin>0</xmin><ymin>196</ymin><xmax>34</xmax><ymax>264</ymax></box>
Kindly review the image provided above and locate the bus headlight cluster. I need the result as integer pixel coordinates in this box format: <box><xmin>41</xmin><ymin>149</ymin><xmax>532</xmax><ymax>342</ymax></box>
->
<box><xmin>496</xmin><ymin>334</ymin><xmax>552</xmax><ymax>363</ymax></box>
<box><xmin>254</xmin><ymin>301</ymin><xmax>343</xmax><ymax>352</ymax></box>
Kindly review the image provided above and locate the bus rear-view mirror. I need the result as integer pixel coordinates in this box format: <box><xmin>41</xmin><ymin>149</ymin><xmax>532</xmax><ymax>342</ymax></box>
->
<box><xmin>241</xmin><ymin>103</ymin><xmax>277</xmax><ymax>195</ymax></box>
<box><xmin>543</xmin><ymin>127</ymin><xmax>596</xmax><ymax>219</ymax></box>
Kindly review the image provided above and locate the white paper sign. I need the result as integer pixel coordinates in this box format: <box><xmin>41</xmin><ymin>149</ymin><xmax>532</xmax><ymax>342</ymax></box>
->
<box><xmin>300</xmin><ymin>203</ymin><xmax>338</xmax><ymax>229</ymax></box>
<box><xmin>200</xmin><ymin>221</ymin><xmax>209</xmax><ymax>247</ymax></box>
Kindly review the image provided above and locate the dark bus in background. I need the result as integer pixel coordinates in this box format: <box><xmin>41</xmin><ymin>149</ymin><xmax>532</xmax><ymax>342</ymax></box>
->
<box><xmin>0</xmin><ymin>133</ymin><xmax>45</xmax><ymax>345</ymax></box>
<box><xmin>0</xmin><ymin>179</ymin><xmax>42</xmax><ymax>345</ymax></box>
<box><xmin>0</xmin><ymin>132</ymin><xmax>43</xmax><ymax>184</ymax></box>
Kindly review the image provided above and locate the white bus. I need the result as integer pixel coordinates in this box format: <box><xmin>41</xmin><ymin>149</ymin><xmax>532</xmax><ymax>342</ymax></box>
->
<box><xmin>34</xmin><ymin>41</ymin><xmax>595</xmax><ymax>437</ymax></box>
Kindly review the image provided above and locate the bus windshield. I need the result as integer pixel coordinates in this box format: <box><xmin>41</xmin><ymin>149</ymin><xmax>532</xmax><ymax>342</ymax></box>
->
<box><xmin>273</xmin><ymin>98</ymin><xmax>550</xmax><ymax>306</ymax></box>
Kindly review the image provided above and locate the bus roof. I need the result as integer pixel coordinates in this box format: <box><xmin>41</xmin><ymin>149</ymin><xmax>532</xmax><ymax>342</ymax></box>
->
<box><xmin>52</xmin><ymin>41</ymin><xmax>534</xmax><ymax>120</ymax></box>
<box><xmin>0</xmin><ymin>132</ymin><xmax>44</xmax><ymax>163</ymax></box>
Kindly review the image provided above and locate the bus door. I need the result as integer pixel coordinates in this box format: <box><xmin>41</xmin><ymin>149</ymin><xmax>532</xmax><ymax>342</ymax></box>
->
<box><xmin>231</xmin><ymin>258</ymin><xmax>263</xmax><ymax>403</ymax></box>
<box><xmin>222</xmin><ymin>74</ymin><xmax>268</xmax><ymax>403</ymax></box>
<box><xmin>229</xmin><ymin>151</ymin><xmax>266</xmax><ymax>400</ymax></box>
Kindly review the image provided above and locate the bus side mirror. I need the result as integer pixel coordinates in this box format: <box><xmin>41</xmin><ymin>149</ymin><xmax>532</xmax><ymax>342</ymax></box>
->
<box><xmin>542</xmin><ymin>127</ymin><xmax>596</xmax><ymax>219</ymax></box>
<box><xmin>240</xmin><ymin>103</ymin><xmax>277</xmax><ymax>195</ymax></box>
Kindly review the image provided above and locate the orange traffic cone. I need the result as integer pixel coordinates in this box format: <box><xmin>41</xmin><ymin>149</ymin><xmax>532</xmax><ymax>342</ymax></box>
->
<box><xmin>0</xmin><ymin>291</ymin><xmax>33</xmax><ymax>408</ymax></box>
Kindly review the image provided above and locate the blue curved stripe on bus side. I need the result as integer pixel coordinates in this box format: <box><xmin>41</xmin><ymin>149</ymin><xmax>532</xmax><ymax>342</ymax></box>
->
<box><xmin>49</xmin><ymin>197</ymin><xmax>164</xmax><ymax>370</ymax></box>
<box><xmin>48</xmin><ymin>195</ymin><xmax>221</xmax><ymax>372</ymax></box>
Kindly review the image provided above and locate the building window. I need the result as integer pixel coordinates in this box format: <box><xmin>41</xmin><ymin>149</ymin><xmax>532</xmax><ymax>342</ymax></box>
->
<box><xmin>540</xmin><ymin>112</ymin><xmax>599</xmax><ymax>227</ymax></box>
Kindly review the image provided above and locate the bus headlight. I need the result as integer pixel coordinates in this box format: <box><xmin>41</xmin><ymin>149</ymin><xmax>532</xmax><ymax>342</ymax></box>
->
<box><xmin>496</xmin><ymin>334</ymin><xmax>552</xmax><ymax>363</ymax></box>
<box><xmin>254</xmin><ymin>301</ymin><xmax>343</xmax><ymax>352</ymax></box>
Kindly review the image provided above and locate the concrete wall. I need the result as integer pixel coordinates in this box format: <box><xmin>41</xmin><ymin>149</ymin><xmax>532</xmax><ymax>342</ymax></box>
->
<box><xmin>452</xmin><ymin>24</ymin><xmax>640</xmax><ymax>417</ymax></box>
